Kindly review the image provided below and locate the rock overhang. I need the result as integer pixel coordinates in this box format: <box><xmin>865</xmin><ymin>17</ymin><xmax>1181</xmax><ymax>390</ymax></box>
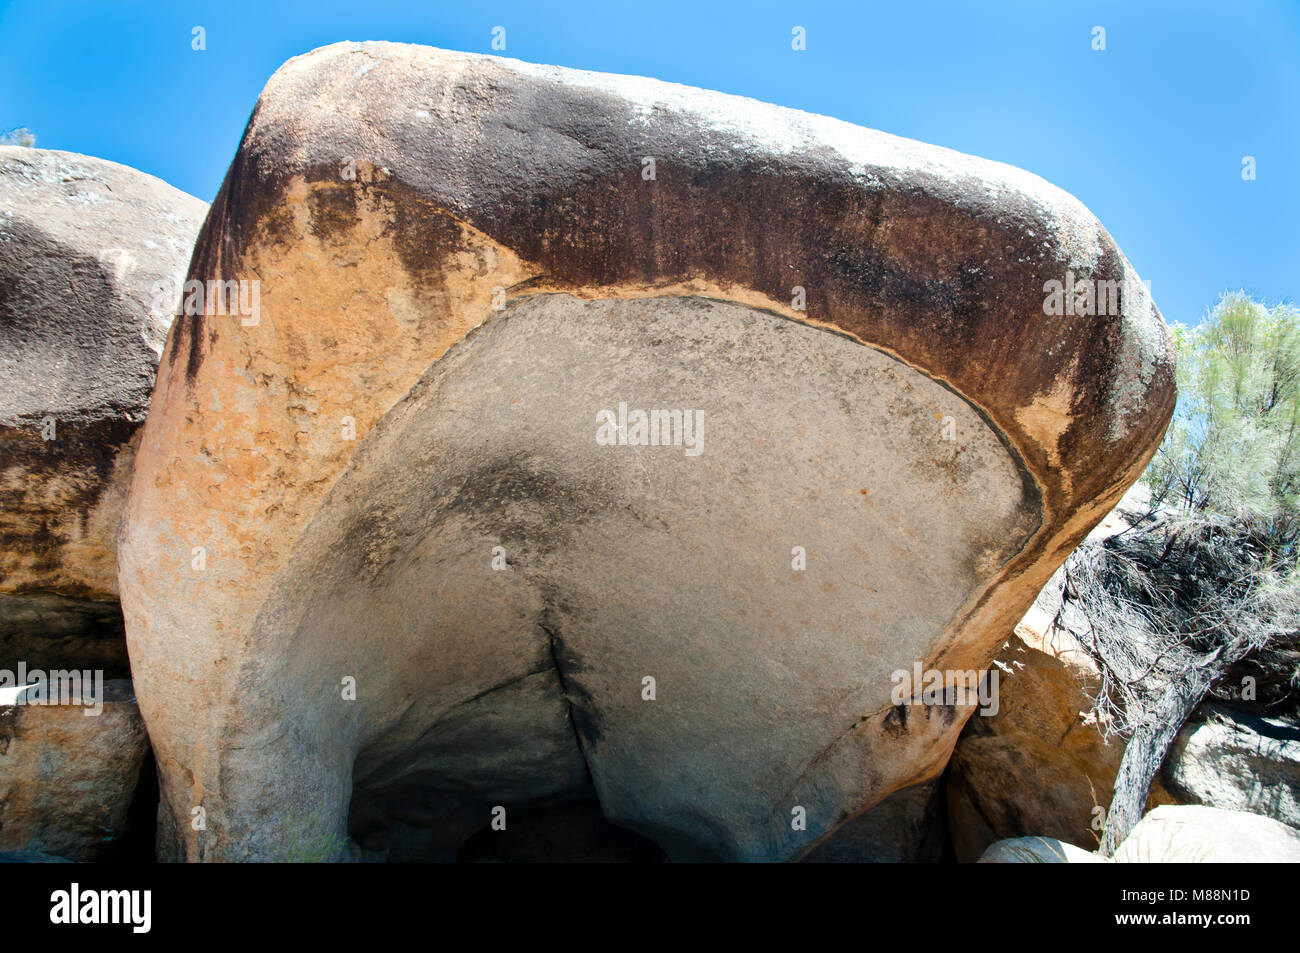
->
<box><xmin>118</xmin><ymin>42</ymin><xmax>1176</xmax><ymax>861</ymax></box>
<box><xmin>272</xmin><ymin>294</ymin><xmax>1040</xmax><ymax>858</ymax></box>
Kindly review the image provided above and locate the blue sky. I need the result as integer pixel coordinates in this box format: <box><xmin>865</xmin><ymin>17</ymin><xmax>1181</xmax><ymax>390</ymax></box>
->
<box><xmin>1</xmin><ymin>0</ymin><xmax>1295</xmax><ymax>327</ymax></box>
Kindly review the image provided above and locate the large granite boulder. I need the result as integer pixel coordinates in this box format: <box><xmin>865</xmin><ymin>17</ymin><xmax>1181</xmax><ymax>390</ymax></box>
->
<box><xmin>118</xmin><ymin>43</ymin><xmax>1175</xmax><ymax>861</ymax></box>
<box><xmin>0</xmin><ymin>148</ymin><xmax>207</xmax><ymax>676</ymax></box>
<box><xmin>0</xmin><ymin>679</ymin><xmax>151</xmax><ymax>860</ymax></box>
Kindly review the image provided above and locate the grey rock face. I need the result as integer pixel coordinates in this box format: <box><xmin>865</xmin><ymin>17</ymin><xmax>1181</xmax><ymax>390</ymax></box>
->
<box><xmin>1163</xmin><ymin>702</ymin><xmax>1300</xmax><ymax>829</ymax></box>
<box><xmin>284</xmin><ymin>295</ymin><xmax>1032</xmax><ymax>861</ymax></box>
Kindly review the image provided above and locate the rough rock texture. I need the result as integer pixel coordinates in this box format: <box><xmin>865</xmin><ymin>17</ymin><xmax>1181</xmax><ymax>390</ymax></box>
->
<box><xmin>947</xmin><ymin>486</ymin><xmax>1175</xmax><ymax>861</ymax></box>
<box><xmin>118</xmin><ymin>43</ymin><xmax>1175</xmax><ymax>861</ymax></box>
<box><xmin>1112</xmin><ymin>804</ymin><xmax>1300</xmax><ymax>863</ymax></box>
<box><xmin>949</xmin><ymin>485</ymin><xmax>1300</xmax><ymax>859</ymax></box>
<box><xmin>0</xmin><ymin>679</ymin><xmax>151</xmax><ymax>861</ymax></box>
<box><xmin>0</xmin><ymin>148</ymin><xmax>207</xmax><ymax>674</ymax></box>
<box><xmin>1162</xmin><ymin>703</ymin><xmax>1300</xmax><ymax>830</ymax></box>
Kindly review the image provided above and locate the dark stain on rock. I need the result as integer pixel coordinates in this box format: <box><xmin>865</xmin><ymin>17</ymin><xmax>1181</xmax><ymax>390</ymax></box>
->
<box><xmin>171</xmin><ymin>47</ymin><xmax>1176</xmax><ymax>542</ymax></box>
<box><xmin>306</xmin><ymin>182</ymin><xmax>362</xmax><ymax>244</ymax></box>
<box><xmin>385</xmin><ymin>182</ymin><xmax>478</xmax><ymax>292</ymax></box>
<box><xmin>883</xmin><ymin>704</ymin><xmax>909</xmax><ymax>736</ymax></box>
<box><xmin>0</xmin><ymin>415</ymin><xmax>140</xmax><ymax>606</ymax></box>
<box><xmin>443</xmin><ymin>452</ymin><xmax>611</xmax><ymax>558</ymax></box>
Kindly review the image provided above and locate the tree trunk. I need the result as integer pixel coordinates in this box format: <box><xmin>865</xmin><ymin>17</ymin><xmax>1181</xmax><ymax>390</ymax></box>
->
<box><xmin>1099</xmin><ymin>676</ymin><xmax>1208</xmax><ymax>857</ymax></box>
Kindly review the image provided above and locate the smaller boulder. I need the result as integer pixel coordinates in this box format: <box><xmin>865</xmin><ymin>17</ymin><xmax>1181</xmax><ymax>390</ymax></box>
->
<box><xmin>1113</xmin><ymin>804</ymin><xmax>1300</xmax><ymax>863</ymax></box>
<box><xmin>0</xmin><ymin>147</ymin><xmax>206</xmax><ymax>675</ymax></box>
<box><xmin>977</xmin><ymin>836</ymin><xmax>1104</xmax><ymax>863</ymax></box>
<box><xmin>1162</xmin><ymin>706</ymin><xmax>1300</xmax><ymax>830</ymax></box>
<box><xmin>0</xmin><ymin>678</ymin><xmax>150</xmax><ymax>861</ymax></box>
<box><xmin>947</xmin><ymin>485</ymin><xmax>1177</xmax><ymax>861</ymax></box>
